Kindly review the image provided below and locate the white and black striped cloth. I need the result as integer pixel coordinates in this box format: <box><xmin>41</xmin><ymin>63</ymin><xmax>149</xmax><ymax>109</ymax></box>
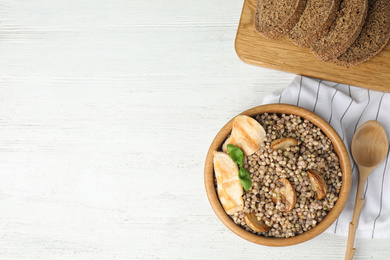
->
<box><xmin>263</xmin><ymin>76</ymin><xmax>390</xmax><ymax>238</ymax></box>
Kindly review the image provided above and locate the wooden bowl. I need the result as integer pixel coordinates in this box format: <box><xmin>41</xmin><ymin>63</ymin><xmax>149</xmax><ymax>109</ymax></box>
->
<box><xmin>204</xmin><ymin>104</ymin><xmax>351</xmax><ymax>246</ymax></box>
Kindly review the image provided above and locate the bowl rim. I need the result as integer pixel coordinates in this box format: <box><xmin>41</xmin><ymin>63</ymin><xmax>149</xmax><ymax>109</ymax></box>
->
<box><xmin>204</xmin><ymin>103</ymin><xmax>352</xmax><ymax>247</ymax></box>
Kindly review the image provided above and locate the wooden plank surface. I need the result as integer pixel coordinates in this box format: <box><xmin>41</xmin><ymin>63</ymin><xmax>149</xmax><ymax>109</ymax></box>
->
<box><xmin>235</xmin><ymin>0</ymin><xmax>390</xmax><ymax>92</ymax></box>
<box><xmin>0</xmin><ymin>0</ymin><xmax>389</xmax><ymax>259</ymax></box>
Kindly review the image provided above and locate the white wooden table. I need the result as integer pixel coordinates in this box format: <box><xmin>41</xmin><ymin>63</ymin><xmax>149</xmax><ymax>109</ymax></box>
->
<box><xmin>0</xmin><ymin>1</ymin><xmax>389</xmax><ymax>259</ymax></box>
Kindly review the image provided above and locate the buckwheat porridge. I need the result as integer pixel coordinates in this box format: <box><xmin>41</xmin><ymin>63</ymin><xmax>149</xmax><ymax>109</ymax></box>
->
<box><xmin>215</xmin><ymin>113</ymin><xmax>342</xmax><ymax>238</ymax></box>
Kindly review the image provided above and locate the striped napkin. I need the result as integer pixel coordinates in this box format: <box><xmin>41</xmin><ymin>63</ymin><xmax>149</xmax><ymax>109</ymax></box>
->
<box><xmin>263</xmin><ymin>76</ymin><xmax>390</xmax><ymax>238</ymax></box>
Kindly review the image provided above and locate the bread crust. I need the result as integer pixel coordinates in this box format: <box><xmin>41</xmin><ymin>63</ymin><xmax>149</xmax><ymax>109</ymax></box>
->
<box><xmin>312</xmin><ymin>0</ymin><xmax>368</xmax><ymax>62</ymax></box>
<box><xmin>331</xmin><ymin>0</ymin><xmax>390</xmax><ymax>67</ymax></box>
<box><xmin>255</xmin><ymin>0</ymin><xmax>307</xmax><ymax>39</ymax></box>
<box><xmin>332</xmin><ymin>37</ymin><xmax>390</xmax><ymax>67</ymax></box>
<box><xmin>289</xmin><ymin>0</ymin><xmax>341</xmax><ymax>48</ymax></box>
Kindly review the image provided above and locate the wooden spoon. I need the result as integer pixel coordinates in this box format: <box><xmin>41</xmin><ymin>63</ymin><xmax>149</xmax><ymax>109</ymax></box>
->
<box><xmin>345</xmin><ymin>120</ymin><xmax>388</xmax><ymax>260</ymax></box>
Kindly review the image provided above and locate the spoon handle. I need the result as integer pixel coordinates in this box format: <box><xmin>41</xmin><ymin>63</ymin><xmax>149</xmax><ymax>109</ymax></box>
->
<box><xmin>345</xmin><ymin>197</ymin><xmax>364</xmax><ymax>260</ymax></box>
<box><xmin>345</xmin><ymin>167</ymin><xmax>371</xmax><ymax>260</ymax></box>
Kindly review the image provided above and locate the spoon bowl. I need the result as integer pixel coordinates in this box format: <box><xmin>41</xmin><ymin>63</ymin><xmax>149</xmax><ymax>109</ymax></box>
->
<box><xmin>351</xmin><ymin>120</ymin><xmax>388</xmax><ymax>168</ymax></box>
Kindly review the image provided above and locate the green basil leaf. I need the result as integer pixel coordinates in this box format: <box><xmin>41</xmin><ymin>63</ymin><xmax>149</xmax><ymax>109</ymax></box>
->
<box><xmin>227</xmin><ymin>144</ymin><xmax>244</xmax><ymax>166</ymax></box>
<box><xmin>238</xmin><ymin>166</ymin><xmax>252</xmax><ymax>192</ymax></box>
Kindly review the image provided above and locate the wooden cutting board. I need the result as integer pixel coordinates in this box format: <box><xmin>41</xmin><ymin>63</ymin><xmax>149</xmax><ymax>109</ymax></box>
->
<box><xmin>235</xmin><ymin>0</ymin><xmax>390</xmax><ymax>92</ymax></box>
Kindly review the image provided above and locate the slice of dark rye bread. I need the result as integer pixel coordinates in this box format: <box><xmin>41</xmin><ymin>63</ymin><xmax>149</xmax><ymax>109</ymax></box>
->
<box><xmin>255</xmin><ymin>0</ymin><xmax>307</xmax><ymax>39</ymax></box>
<box><xmin>289</xmin><ymin>0</ymin><xmax>341</xmax><ymax>47</ymax></box>
<box><xmin>311</xmin><ymin>0</ymin><xmax>368</xmax><ymax>62</ymax></box>
<box><xmin>331</xmin><ymin>0</ymin><xmax>390</xmax><ymax>66</ymax></box>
